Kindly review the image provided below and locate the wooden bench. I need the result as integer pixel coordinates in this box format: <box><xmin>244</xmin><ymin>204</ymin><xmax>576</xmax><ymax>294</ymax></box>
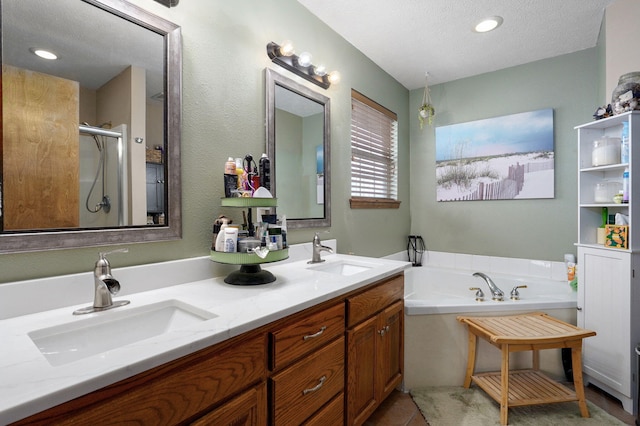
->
<box><xmin>457</xmin><ymin>312</ymin><xmax>596</xmax><ymax>425</ymax></box>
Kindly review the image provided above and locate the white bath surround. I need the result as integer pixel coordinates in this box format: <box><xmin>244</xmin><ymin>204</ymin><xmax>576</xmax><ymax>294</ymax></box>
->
<box><xmin>385</xmin><ymin>249</ymin><xmax>578</xmax><ymax>391</ymax></box>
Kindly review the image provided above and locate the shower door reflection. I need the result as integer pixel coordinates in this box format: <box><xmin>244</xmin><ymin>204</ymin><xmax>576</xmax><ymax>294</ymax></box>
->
<box><xmin>79</xmin><ymin>124</ymin><xmax>128</xmax><ymax>228</ymax></box>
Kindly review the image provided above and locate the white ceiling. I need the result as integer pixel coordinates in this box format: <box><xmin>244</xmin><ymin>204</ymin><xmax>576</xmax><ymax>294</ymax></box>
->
<box><xmin>297</xmin><ymin>0</ymin><xmax>616</xmax><ymax>90</ymax></box>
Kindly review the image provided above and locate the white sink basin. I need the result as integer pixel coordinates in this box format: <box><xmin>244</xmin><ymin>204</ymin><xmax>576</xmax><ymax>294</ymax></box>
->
<box><xmin>307</xmin><ymin>259</ymin><xmax>376</xmax><ymax>276</ymax></box>
<box><xmin>28</xmin><ymin>300</ymin><xmax>216</xmax><ymax>366</ymax></box>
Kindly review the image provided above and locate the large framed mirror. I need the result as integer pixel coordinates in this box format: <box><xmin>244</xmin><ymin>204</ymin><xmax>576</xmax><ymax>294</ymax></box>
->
<box><xmin>265</xmin><ymin>68</ymin><xmax>331</xmax><ymax>229</ymax></box>
<box><xmin>0</xmin><ymin>0</ymin><xmax>182</xmax><ymax>253</ymax></box>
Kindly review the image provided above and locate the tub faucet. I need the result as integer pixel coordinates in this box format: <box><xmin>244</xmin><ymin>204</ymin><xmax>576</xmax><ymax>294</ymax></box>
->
<box><xmin>472</xmin><ymin>272</ymin><xmax>504</xmax><ymax>301</ymax></box>
<box><xmin>308</xmin><ymin>233</ymin><xmax>333</xmax><ymax>264</ymax></box>
<box><xmin>73</xmin><ymin>248</ymin><xmax>131</xmax><ymax>315</ymax></box>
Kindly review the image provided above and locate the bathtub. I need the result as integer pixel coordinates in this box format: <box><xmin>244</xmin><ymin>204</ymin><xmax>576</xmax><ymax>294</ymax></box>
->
<box><xmin>402</xmin><ymin>266</ymin><xmax>578</xmax><ymax>390</ymax></box>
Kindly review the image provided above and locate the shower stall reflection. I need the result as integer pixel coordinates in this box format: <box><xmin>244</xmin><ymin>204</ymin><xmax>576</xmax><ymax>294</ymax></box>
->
<box><xmin>79</xmin><ymin>124</ymin><xmax>128</xmax><ymax>227</ymax></box>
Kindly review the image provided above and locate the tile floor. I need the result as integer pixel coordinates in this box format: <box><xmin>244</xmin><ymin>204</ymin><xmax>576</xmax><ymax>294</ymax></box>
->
<box><xmin>367</xmin><ymin>385</ymin><xmax>637</xmax><ymax>425</ymax></box>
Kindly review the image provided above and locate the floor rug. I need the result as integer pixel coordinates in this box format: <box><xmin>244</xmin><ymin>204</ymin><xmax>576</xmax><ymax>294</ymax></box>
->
<box><xmin>410</xmin><ymin>386</ymin><xmax>627</xmax><ymax>425</ymax></box>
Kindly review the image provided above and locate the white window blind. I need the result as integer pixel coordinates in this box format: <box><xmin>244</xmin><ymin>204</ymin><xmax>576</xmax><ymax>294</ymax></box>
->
<box><xmin>350</xmin><ymin>90</ymin><xmax>398</xmax><ymax>200</ymax></box>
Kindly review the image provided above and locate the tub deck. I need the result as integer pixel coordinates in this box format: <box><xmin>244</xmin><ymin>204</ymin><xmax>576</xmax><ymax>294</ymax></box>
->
<box><xmin>457</xmin><ymin>312</ymin><xmax>596</xmax><ymax>425</ymax></box>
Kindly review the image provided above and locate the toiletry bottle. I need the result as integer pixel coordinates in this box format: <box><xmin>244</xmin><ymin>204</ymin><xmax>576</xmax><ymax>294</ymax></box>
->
<box><xmin>212</xmin><ymin>223</ymin><xmax>220</xmax><ymax>250</ymax></box>
<box><xmin>622</xmin><ymin>167</ymin><xmax>629</xmax><ymax>203</ymax></box>
<box><xmin>224</xmin><ymin>227</ymin><xmax>238</xmax><ymax>252</ymax></box>
<box><xmin>235</xmin><ymin>157</ymin><xmax>244</xmax><ymax>189</ymax></box>
<box><xmin>621</xmin><ymin>122</ymin><xmax>630</xmax><ymax>164</ymax></box>
<box><xmin>215</xmin><ymin>224</ymin><xmax>228</xmax><ymax>251</ymax></box>
<box><xmin>224</xmin><ymin>157</ymin><xmax>236</xmax><ymax>174</ymax></box>
<box><xmin>259</xmin><ymin>153</ymin><xmax>271</xmax><ymax>190</ymax></box>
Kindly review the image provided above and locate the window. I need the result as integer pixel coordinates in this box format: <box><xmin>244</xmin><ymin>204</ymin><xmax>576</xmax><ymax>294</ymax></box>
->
<box><xmin>350</xmin><ymin>89</ymin><xmax>400</xmax><ymax>209</ymax></box>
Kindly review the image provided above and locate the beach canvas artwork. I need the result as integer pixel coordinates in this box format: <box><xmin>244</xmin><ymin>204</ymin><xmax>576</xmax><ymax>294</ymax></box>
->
<box><xmin>435</xmin><ymin>109</ymin><xmax>554</xmax><ymax>202</ymax></box>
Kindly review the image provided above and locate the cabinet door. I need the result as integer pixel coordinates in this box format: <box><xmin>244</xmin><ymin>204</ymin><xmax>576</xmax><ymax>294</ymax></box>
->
<box><xmin>377</xmin><ymin>300</ymin><xmax>404</xmax><ymax>401</ymax></box>
<box><xmin>190</xmin><ymin>383</ymin><xmax>267</xmax><ymax>426</ymax></box>
<box><xmin>146</xmin><ymin>163</ymin><xmax>164</xmax><ymax>213</ymax></box>
<box><xmin>578</xmin><ymin>247</ymin><xmax>631</xmax><ymax>397</ymax></box>
<box><xmin>346</xmin><ymin>315</ymin><xmax>378</xmax><ymax>426</ymax></box>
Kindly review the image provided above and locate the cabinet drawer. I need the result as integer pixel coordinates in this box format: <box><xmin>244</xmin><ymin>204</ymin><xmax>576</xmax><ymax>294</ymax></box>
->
<box><xmin>270</xmin><ymin>336</ymin><xmax>344</xmax><ymax>425</ymax></box>
<box><xmin>190</xmin><ymin>382</ymin><xmax>266</xmax><ymax>426</ymax></box>
<box><xmin>347</xmin><ymin>274</ymin><xmax>404</xmax><ymax>327</ymax></box>
<box><xmin>270</xmin><ymin>302</ymin><xmax>345</xmax><ymax>370</ymax></box>
<box><xmin>303</xmin><ymin>392</ymin><xmax>344</xmax><ymax>426</ymax></box>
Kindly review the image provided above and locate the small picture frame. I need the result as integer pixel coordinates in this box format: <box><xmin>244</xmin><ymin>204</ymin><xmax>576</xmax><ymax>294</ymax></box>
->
<box><xmin>604</xmin><ymin>225</ymin><xmax>629</xmax><ymax>249</ymax></box>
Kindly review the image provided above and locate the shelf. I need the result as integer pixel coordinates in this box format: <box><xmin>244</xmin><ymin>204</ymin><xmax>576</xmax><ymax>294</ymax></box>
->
<box><xmin>575</xmin><ymin>243</ymin><xmax>632</xmax><ymax>253</ymax></box>
<box><xmin>220</xmin><ymin>197</ymin><xmax>277</xmax><ymax>208</ymax></box>
<box><xmin>580</xmin><ymin>203</ymin><xmax>628</xmax><ymax>208</ymax></box>
<box><xmin>210</xmin><ymin>248</ymin><xmax>288</xmax><ymax>265</ymax></box>
<box><xmin>580</xmin><ymin>163</ymin><xmax>628</xmax><ymax>173</ymax></box>
<box><xmin>472</xmin><ymin>370</ymin><xmax>578</xmax><ymax>407</ymax></box>
<box><xmin>574</xmin><ymin>111</ymin><xmax>639</xmax><ymax>130</ymax></box>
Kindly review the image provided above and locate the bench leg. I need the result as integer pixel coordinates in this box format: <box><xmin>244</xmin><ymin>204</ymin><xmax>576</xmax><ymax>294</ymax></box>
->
<box><xmin>500</xmin><ymin>344</ymin><xmax>509</xmax><ymax>425</ymax></box>
<box><xmin>463</xmin><ymin>331</ymin><xmax>477</xmax><ymax>388</ymax></box>
<box><xmin>532</xmin><ymin>349</ymin><xmax>540</xmax><ymax>370</ymax></box>
<box><xmin>571</xmin><ymin>344</ymin><xmax>590</xmax><ymax>418</ymax></box>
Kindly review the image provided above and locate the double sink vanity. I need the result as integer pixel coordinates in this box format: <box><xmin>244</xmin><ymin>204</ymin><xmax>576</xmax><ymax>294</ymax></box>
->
<box><xmin>0</xmin><ymin>242</ymin><xmax>409</xmax><ymax>425</ymax></box>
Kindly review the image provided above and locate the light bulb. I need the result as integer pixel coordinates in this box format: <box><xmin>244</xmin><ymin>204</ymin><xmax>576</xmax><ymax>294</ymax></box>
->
<box><xmin>278</xmin><ymin>40</ymin><xmax>294</xmax><ymax>57</ymax></box>
<box><xmin>298</xmin><ymin>52</ymin><xmax>312</xmax><ymax>67</ymax></box>
<box><xmin>474</xmin><ymin>16</ymin><xmax>503</xmax><ymax>33</ymax></box>
<box><xmin>30</xmin><ymin>48</ymin><xmax>57</xmax><ymax>60</ymax></box>
<box><xmin>328</xmin><ymin>71</ymin><xmax>341</xmax><ymax>84</ymax></box>
<box><xmin>313</xmin><ymin>64</ymin><xmax>327</xmax><ymax>76</ymax></box>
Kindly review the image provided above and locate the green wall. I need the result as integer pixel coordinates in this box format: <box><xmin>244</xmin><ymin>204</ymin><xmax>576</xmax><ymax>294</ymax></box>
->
<box><xmin>0</xmin><ymin>0</ymin><xmax>410</xmax><ymax>283</ymax></box>
<box><xmin>409</xmin><ymin>48</ymin><xmax>600</xmax><ymax>261</ymax></box>
<box><xmin>0</xmin><ymin>0</ymin><xmax>607</xmax><ymax>283</ymax></box>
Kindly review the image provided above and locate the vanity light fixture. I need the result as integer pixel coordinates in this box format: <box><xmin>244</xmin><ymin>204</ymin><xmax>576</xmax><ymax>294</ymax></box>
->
<box><xmin>266</xmin><ymin>41</ymin><xmax>338</xmax><ymax>89</ymax></box>
<box><xmin>474</xmin><ymin>16</ymin><xmax>503</xmax><ymax>33</ymax></box>
<box><xmin>30</xmin><ymin>47</ymin><xmax>57</xmax><ymax>60</ymax></box>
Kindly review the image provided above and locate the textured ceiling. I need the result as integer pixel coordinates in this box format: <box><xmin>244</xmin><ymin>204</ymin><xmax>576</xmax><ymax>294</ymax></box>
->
<box><xmin>297</xmin><ymin>0</ymin><xmax>616</xmax><ymax>89</ymax></box>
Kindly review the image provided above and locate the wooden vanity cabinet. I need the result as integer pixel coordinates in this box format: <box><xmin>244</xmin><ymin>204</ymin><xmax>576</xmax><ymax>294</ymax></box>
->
<box><xmin>13</xmin><ymin>273</ymin><xmax>405</xmax><ymax>426</ymax></box>
<box><xmin>268</xmin><ymin>301</ymin><xmax>345</xmax><ymax>425</ymax></box>
<box><xmin>346</xmin><ymin>275</ymin><xmax>404</xmax><ymax>426</ymax></box>
<box><xmin>12</xmin><ymin>332</ymin><xmax>267</xmax><ymax>426</ymax></box>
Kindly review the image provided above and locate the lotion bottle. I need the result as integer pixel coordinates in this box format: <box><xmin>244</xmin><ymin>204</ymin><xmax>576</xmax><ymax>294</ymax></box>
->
<box><xmin>224</xmin><ymin>227</ymin><xmax>238</xmax><ymax>252</ymax></box>
<box><xmin>215</xmin><ymin>224</ymin><xmax>228</xmax><ymax>251</ymax></box>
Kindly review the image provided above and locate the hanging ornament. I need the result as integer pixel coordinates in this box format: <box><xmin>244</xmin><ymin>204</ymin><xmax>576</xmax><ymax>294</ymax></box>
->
<box><xmin>418</xmin><ymin>72</ymin><xmax>435</xmax><ymax>129</ymax></box>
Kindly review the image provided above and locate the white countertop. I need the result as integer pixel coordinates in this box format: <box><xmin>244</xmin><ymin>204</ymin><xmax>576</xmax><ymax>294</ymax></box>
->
<box><xmin>0</xmin><ymin>249</ymin><xmax>409</xmax><ymax>424</ymax></box>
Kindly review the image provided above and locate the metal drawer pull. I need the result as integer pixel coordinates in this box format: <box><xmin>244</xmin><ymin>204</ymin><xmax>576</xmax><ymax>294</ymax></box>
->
<box><xmin>302</xmin><ymin>376</ymin><xmax>326</xmax><ymax>395</ymax></box>
<box><xmin>379</xmin><ymin>325</ymin><xmax>390</xmax><ymax>336</ymax></box>
<box><xmin>303</xmin><ymin>326</ymin><xmax>327</xmax><ymax>341</ymax></box>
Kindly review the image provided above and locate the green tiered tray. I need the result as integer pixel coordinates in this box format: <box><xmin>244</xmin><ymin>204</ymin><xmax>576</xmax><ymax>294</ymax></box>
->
<box><xmin>209</xmin><ymin>249</ymin><xmax>288</xmax><ymax>265</ymax></box>
<box><xmin>210</xmin><ymin>249</ymin><xmax>288</xmax><ymax>285</ymax></box>
<box><xmin>220</xmin><ymin>197</ymin><xmax>278</xmax><ymax>208</ymax></box>
<box><xmin>212</xmin><ymin>196</ymin><xmax>285</xmax><ymax>285</ymax></box>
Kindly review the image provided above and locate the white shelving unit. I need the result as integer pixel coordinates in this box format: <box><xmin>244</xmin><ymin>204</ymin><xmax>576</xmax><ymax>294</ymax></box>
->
<box><xmin>575</xmin><ymin>111</ymin><xmax>640</xmax><ymax>415</ymax></box>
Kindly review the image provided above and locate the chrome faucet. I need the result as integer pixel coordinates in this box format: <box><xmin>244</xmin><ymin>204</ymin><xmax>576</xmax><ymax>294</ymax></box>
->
<box><xmin>472</xmin><ymin>272</ymin><xmax>504</xmax><ymax>301</ymax></box>
<box><xmin>73</xmin><ymin>248</ymin><xmax>130</xmax><ymax>315</ymax></box>
<box><xmin>307</xmin><ymin>233</ymin><xmax>333</xmax><ymax>264</ymax></box>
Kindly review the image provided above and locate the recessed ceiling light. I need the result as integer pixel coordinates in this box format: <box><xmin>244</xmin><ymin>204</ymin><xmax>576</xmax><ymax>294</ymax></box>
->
<box><xmin>29</xmin><ymin>48</ymin><xmax>58</xmax><ymax>60</ymax></box>
<box><xmin>474</xmin><ymin>16</ymin><xmax>503</xmax><ymax>33</ymax></box>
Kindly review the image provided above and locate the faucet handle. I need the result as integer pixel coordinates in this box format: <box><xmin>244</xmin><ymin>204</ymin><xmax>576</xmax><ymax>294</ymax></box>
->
<box><xmin>510</xmin><ymin>285</ymin><xmax>528</xmax><ymax>300</ymax></box>
<box><xmin>99</xmin><ymin>248</ymin><xmax>129</xmax><ymax>259</ymax></box>
<box><xmin>96</xmin><ymin>248</ymin><xmax>129</xmax><ymax>274</ymax></box>
<box><xmin>469</xmin><ymin>287</ymin><xmax>485</xmax><ymax>302</ymax></box>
